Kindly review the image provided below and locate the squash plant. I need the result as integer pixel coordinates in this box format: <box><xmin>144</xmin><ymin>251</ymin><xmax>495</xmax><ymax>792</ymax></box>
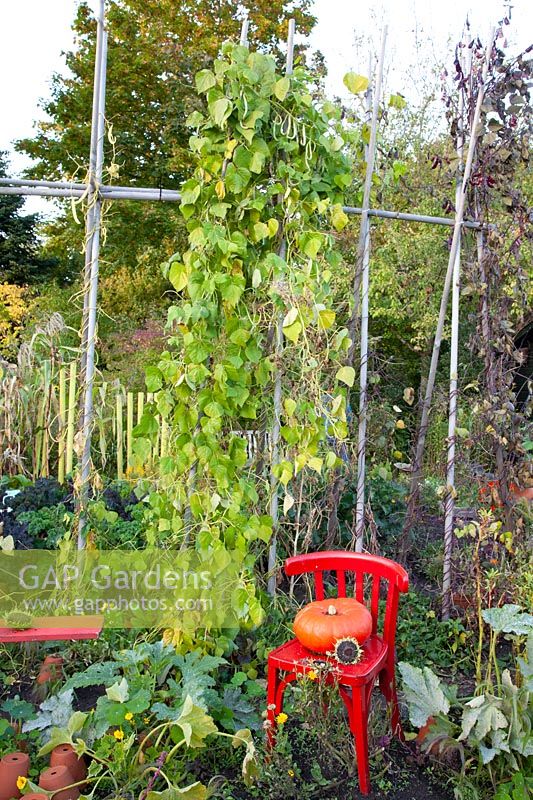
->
<box><xmin>133</xmin><ymin>41</ymin><xmax>359</xmax><ymax>649</ymax></box>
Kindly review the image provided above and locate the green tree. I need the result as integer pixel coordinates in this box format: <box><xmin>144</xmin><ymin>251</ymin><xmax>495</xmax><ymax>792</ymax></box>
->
<box><xmin>16</xmin><ymin>0</ymin><xmax>316</xmax><ymax>280</ymax></box>
<box><xmin>0</xmin><ymin>152</ymin><xmax>56</xmax><ymax>284</ymax></box>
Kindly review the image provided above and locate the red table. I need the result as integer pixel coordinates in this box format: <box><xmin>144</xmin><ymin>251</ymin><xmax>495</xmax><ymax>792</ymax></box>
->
<box><xmin>0</xmin><ymin>615</ymin><xmax>103</xmax><ymax>643</ymax></box>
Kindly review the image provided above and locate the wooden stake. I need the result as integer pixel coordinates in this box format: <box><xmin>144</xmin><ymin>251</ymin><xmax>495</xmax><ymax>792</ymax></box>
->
<box><xmin>116</xmin><ymin>391</ymin><xmax>123</xmax><ymax>479</ymax></box>
<box><xmin>58</xmin><ymin>367</ymin><xmax>67</xmax><ymax>483</ymax></box>
<box><xmin>126</xmin><ymin>392</ymin><xmax>134</xmax><ymax>466</ymax></box>
<box><xmin>66</xmin><ymin>361</ymin><xmax>77</xmax><ymax>476</ymax></box>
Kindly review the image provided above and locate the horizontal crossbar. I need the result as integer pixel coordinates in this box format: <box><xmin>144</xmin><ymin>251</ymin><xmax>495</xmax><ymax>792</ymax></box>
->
<box><xmin>0</xmin><ymin>178</ymin><xmax>485</xmax><ymax>228</ymax></box>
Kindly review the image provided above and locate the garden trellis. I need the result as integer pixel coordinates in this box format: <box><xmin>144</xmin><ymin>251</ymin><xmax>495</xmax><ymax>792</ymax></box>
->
<box><xmin>0</xmin><ymin>1</ymin><xmax>498</xmax><ymax>615</ymax></box>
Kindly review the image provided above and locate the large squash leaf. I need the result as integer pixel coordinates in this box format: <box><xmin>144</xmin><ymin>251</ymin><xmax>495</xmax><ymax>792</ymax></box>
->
<box><xmin>398</xmin><ymin>662</ymin><xmax>450</xmax><ymax>728</ymax></box>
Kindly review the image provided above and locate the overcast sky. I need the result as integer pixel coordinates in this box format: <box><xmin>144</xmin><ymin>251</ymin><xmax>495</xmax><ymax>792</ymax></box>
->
<box><xmin>1</xmin><ymin>0</ymin><xmax>531</xmax><ymax>215</ymax></box>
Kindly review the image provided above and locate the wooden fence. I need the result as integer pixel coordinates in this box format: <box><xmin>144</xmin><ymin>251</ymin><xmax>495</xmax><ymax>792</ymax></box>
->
<box><xmin>0</xmin><ymin>360</ymin><xmax>263</xmax><ymax>482</ymax></box>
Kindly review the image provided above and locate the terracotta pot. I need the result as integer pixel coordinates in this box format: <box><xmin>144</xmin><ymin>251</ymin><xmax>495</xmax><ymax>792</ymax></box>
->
<box><xmin>39</xmin><ymin>764</ymin><xmax>80</xmax><ymax>800</ymax></box>
<box><xmin>50</xmin><ymin>744</ymin><xmax>87</xmax><ymax>784</ymax></box>
<box><xmin>37</xmin><ymin>655</ymin><xmax>64</xmax><ymax>685</ymax></box>
<box><xmin>0</xmin><ymin>751</ymin><xmax>30</xmax><ymax>800</ymax></box>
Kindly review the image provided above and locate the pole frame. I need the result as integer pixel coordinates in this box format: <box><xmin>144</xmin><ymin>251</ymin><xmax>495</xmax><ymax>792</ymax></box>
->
<box><xmin>1</xmin><ymin>10</ymin><xmax>497</xmax><ymax>565</ymax></box>
<box><xmin>401</xmin><ymin>31</ymin><xmax>495</xmax><ymax>557</ymax></box>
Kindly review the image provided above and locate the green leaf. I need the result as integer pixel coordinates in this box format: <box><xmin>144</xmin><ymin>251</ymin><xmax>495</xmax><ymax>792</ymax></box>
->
<box><xmin>482</xmin><ymin>605</ymin><xmax>533</xmax><ymax>635</ymax></box>
<box><xmin>147</xmin><ymin>784</ymin><xmax>208</xmax><ymax>800</ymax></box>
<box><xmin>318</xmin><ymin>309</ymin><xmax>335</xmax><ymax>329</ymax></box>
<box><xmin>63</xmin><ymin>662</ymin><xmax>118</xmax><ymax>691</ymax></box>
<box><xmin>389</xmin><ymin>93</ymin><xmax>406</xmax><ymax>109</ymax></box>
<box><xmin>283</xmin><ymin>398</ymin><xmax>296</xmax><ymax>417</ymax></box>
<box><xmin>181</xmin><ymin>179</ymin><xmax>201</xmax><ymax>206</ymax></box>
<box><xmin>133</xmin><ymin>412</ymin><xmax>159</xmax><ymax>437</ymax></box>
<box><xmin>176</xmin><ymin>695</ymin><xmax>218</xmax><ymax>748</ymax></box>
<box><xmin>398</xmin><ymin>662</ymin><xmax>450</xmax><ymax>728</ymax></box>
<box><xmin>232</xmin><ymin>728</ymin><xmax>259</xmax><ymax>787</ymax></box>
<box><xmin>210</xmin><ymin>97</ymin><xmax>233</xmax><ymax>127</ymax></box>
<box><xmin>252</xmin><ymin>268</ymin><xmax>262</xmax><ymax>289</ymax></box>
<box><xmin>274</xmin><ymin>76</ymin><xmax>290</xmax><ymax>100</ymax></box>
<box><xmin>106</xmin><ymin>678</ymin><xmax>129</xmax><ymax>703</ymax></box>
<box><xmin>195</xmin><ymin>69</ymin><xmax>217</xmax><ymax>93</ymax></box>
<box><xmin>67</xmin><ymin>711</ymin><xmax>88</xmax><ymax>735</ymax></box>
<box><xmin>343</xmin><ymin>72</ymin><xmax>369</xmax><ymax>94</ymax></box>
<box><xmin>331</xmin><ymin>203</ymin><xmax>349</xmax><ymax>232</ymax></box>
<box><xmin>300</xmin><ymin>233</ymin><xmax>322</xmax><ymax>259</ymax></box>
<box><xmin>458</xmin><ymin>694</ymin><xmax>508</xmax><ymax>742</ymax></box>
<box><xmin>336</xmin><ymin>366</ymin><xmax>356</xmax><ymax>387</ymax></box>
<box><xmin>169</xmin><ymin>261</ymin><xmax>189</xmax><ymax>292</ymax></box>
<box><xmin>282</xmin><ymin>320</ymin><xmax>302</xmax><ymax>344</ymax></box>
<box><xmin>145</xmin><ymin>366</ymin><xmax>163</xmax><ymax>392</ymax></box>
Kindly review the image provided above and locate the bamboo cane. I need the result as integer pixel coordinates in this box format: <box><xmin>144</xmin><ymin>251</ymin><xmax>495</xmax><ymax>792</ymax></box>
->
<box><xmin>34</xmin><ymin>399</ymin><xmax>44</xmax><ymax>479</ymax></box>
<box><xmin>66</xmin><ymin>361</ymin><xmax>77</xmax><ymax>476</ymax></box>
<box><xmin>58</xmin><ymin>367</ymin><xmax>67</xmax><ymax>483</ymax></box>
<box><xmin>116</xmin><ymin>391</ymin><xmax>124</xmax><ymax>479</ymax></box>
<box><xmin>126</xmin><ymin>392</ymin><xmax>134</xmax><ymax>467</ymax></box>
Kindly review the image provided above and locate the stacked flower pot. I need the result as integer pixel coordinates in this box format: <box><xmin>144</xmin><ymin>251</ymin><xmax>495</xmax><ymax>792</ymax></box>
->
<box><xmin>0</xmin><ymin>743</ymin><xmax>87</xmax><ymax>800</ymax></box>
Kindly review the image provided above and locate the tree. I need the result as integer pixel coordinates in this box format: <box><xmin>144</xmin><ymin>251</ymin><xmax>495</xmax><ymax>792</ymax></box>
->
<box><xmin>16</xmin><ymin>0</ymin><xmax>316</xmax><ymax>279</ymax></box>
<box><xmin>0</xmin><ymin>152</ymin><xmax>56</xmax><ymax>284</ymax></box>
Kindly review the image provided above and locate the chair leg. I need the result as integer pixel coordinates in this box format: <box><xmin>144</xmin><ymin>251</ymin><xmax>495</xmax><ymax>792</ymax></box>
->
<box><xmin>379</xmin><ymin>664</ymin><xmax>404</xmax><ymax>741</ymax></box>
<box><xmin>350</xmin><ymin>687</ymin><xmax>371</xmax><ymax>796</ymax></box>
<box><xmin>266</xmin><ymin>662</ymin><xmax>279</xmax><ymax>749</ymax></box>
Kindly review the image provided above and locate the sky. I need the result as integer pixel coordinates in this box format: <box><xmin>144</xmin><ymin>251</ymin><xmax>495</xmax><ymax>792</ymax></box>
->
<box><xmin>0</xmin><ymin>0</ymin><xmax>531</xmax><ymax>215</ymax></box>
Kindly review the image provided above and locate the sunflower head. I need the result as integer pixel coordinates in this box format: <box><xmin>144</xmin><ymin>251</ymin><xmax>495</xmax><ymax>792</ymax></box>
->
<box><xmin>331</xmin><ymin>636</ymin><xmax>363</xmax><ymax>665</ymax></box>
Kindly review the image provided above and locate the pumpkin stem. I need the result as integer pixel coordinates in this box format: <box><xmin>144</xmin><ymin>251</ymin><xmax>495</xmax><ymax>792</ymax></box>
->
<box><xmin>327</xmin><ymin>604</ymin><xmax>337</xmax><ymax>615</ymax></box>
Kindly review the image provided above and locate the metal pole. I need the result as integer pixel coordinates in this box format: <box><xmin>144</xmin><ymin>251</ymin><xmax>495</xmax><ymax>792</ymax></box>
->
<box><xmin>443</xmin><ymin>41</ymin><xmax>469</xmax><ymax>619</ymax></box>
<box><xmin>78</xmin><ymin>7</ymin><xmax>108</xmax><ymax>549</ymax></box>
<box><xmin>0</xmin><ymin>177</ymin><xmax>88</xmax><ymax>190</ymax></box>
<box><xmin>0</xmin><ymin>181</ymin><xmax>488</xmax><ymax>229</ymax></box>
<box><xmin>267</xmin><ymin>17</ymin><xmax>295</xmax><ymax>597</ymax></box>
<box><xmin>354</xmin><ymin>31</ymin><xmax>387</xmax><ymax>553</ymax></box>
<box><xmin>80</xmin><ymin>0</ymin><xmax>106</xmax><ymax>384</ymax></box>
<box><xmin>239</xmin><ymin>15</ymin><xmax>249</xmax><ymax>46</ymax></box>
<box><xmin>403</xmin><ymin>31</ymin><xmax>495</xmax><ymax>554</ymax></box>
<box><xmin>344</xmin><ymin>206</ymin><xmax>485</xmax><ymax>229</ymax></box>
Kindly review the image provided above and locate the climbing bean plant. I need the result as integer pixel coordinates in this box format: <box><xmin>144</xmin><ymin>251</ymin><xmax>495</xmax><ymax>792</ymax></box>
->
<box><xmin>133</xmin><ymin>41</ymin><xmax>360</xmax><ymax>649</ymax></box>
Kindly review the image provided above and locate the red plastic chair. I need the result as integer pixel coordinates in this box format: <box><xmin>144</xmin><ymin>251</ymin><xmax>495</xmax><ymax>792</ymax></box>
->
<box><xmin>266</xmin><ymin>551</ymin><xmax>409</xmax><ymax>796</ymax></box>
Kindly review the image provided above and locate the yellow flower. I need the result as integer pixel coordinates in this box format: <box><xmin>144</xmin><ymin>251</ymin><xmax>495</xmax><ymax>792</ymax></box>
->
<box><xmin>275</xmin><ymin>712</ymin><xmax>288</xmax><ymax>725</ymax></box>
<box><xmin>16</xmin><ymin>776</ymin><xmax>27</xmax><ymax>791</ymax></box>
<box><xmin>143</xmin><ymin>716</ymin><xmax>151</xmax><ymax>724</ymax></box>
<box><xmin>288</xmin><ymin>769</ymin><xmax>295</xmax><ymax>778</ymax></box>
<box><xmin>307</xmin><ymin>669</ymin><xmax>318</xmax><ymax>681</ymax></box>
<box><xmin>113</xmin><ymin>728</ymin><xmax>125</xmax><ymax>740</ymax></box>
<box><xmin>125</xmin><ymin>712</ymin><xmax>134</xmax><ymax>721</ymax></box>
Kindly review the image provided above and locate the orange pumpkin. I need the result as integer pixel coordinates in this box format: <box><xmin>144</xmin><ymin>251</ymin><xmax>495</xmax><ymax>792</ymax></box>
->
<box><xmin>293</xmin><ymin>597</ymin><xmax>372</xmax><ymax>656</ymax></box>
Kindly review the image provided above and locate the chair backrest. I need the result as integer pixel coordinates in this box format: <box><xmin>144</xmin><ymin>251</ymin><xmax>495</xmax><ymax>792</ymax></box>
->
<box><xmin>285</xmin><ymin>551</ymin><xmax>409</xmax><ymax>653</ymax></box>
